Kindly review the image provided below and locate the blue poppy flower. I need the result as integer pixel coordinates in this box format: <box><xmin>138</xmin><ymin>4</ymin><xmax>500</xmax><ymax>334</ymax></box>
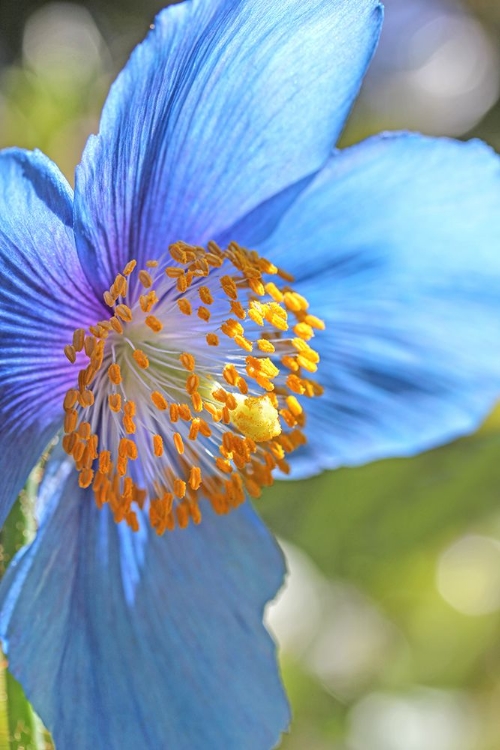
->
<box><xmin>1</xmin><ymin>1</ymin><xmax>500</xmax><ymax>748</ymax></box>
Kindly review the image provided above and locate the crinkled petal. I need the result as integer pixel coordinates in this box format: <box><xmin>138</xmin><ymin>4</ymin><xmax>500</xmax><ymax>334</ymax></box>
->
<box><xmin>74</xmin><ymin>0</ymin><xmax>382</xmax><ymax>294</ymax></box>
<box><xmin>257</xmin><ymin>134</ymin><xmax>500</xmax><ymax>474</ymax></box>
<box><xmin>0</xmin><ymin>149</ymin><xmax>102</xmax><ymax>526</ymax></box>
<box><xmin>0</xmin><ymin>451</ymin><xmax>289</xmax><ymax>750</ymax></box>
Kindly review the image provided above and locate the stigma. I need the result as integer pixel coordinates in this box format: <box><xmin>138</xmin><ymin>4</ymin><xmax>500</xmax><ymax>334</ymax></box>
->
<box><xmin>61</xmin><ymin>241</ymin><xmax>324</xmax><ymax>534</ymax></box>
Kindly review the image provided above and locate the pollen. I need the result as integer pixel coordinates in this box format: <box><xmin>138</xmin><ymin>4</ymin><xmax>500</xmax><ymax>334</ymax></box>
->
<box><xmin>61</xmin><ymin>240</ymin><xmax>324</xmax><ymax>535</ymax></box>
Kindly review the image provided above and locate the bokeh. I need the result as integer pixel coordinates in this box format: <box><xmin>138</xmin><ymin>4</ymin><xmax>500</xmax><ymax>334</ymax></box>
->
<box><xmin>1</xmin><ymin>0</ymin><xmax>500</xmax><ymax>748</ymax></box>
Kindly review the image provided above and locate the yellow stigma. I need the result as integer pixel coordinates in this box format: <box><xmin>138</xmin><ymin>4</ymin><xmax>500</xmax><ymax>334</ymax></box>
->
<box><xmin>61</xmin><ymin>240</ymin><xmax>325</xmax><ymax>534</ymax></box>
<box><xmin>230</xmin><ymin>394</ymin><xmax>281</xmax><ymax>442</ymax></box>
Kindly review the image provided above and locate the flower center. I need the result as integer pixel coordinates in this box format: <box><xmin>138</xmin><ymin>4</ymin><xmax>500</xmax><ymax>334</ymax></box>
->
<box><xmin>62</xmin><ymin>241</ymin><xmax>324</xmax><ymax>533</ymax></box>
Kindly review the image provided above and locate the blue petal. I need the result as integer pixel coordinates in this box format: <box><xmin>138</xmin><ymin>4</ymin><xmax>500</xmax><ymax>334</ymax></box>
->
<box><xmin>74</xmin><ymin>0</ymin><xmax>382</xmax><ymax>294</ymax></box>
<box><xmin>0</xmin><ymin>149</ymin><xmax>103</xmax><ymax>527</ymax></box>
<box><xmin>0</xmin><ymin>450</ymin><xmax>289</xmax><ymax>750</ymax></box>
<box><xmin>257</xmin><ymin>134</ymin><xmax>500</xmax><ymax>474</ymax></box>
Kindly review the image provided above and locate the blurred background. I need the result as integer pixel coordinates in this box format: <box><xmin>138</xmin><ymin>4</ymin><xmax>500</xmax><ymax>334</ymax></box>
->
<box><xmin>1</xmin><ymin>0</ymin><xmax>500</xmax><ymax>748</ymax></box>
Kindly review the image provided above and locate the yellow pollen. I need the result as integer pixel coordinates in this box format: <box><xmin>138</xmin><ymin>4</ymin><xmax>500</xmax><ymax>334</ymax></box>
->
<box><xmin>230</xmin><ymin>395</ymin><xmax>281</xmax><ymax>442</ymax></box>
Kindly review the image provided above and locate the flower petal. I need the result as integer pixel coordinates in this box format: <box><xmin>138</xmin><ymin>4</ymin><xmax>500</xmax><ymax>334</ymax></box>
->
<box><xmin>74</xmin><ymin>0</ymin><xmax>383</xmax><ymax>294</ymax></box>
<box><xmin>0</xmin><ymin>149</ymin><xmax>102</xmax><ymax>527</ymax></box>
<box><xmin>0</xmin><ymin>451</ymin><xmax>289</xmax><ymax>749</ymax></box>
<box><xmin>257</xmin><ymin>134</ymin><xmax>500</xmax><ymax>474</ymax></box>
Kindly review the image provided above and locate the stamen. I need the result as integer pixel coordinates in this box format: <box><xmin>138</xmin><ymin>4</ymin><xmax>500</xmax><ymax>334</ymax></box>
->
<box><xmin>61</xmin><ymin>240</ymin><xmax>323</xmax><ymax>534</ymax></box>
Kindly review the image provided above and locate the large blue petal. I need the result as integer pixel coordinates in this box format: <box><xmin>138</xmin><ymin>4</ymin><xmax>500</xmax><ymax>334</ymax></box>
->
<box><xmin>74</xmin><ymin>0</ymin><xmax>382</xmax><ymax>294</ymax></box>
<box><xmin>0</xmin><ymin>450</ymin><xmax>289</xmax><ymax>749</ymax></box>
<box><xmin>257</xmin><ymin>134</ymin><xmax>500</xmax><ymax>475</ymax></box>
<box><xmin>0</xmin><ymin>149</ymin><xmax>103</xmax><ymax>527</ymax></box>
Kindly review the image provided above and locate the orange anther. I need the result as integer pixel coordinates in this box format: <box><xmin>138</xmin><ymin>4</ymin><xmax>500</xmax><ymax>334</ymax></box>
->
<box><xmin>84</xmin><ymin>336</ymin><xmax>96</xmax><ymax>357</ymax></box>
<box><xmin>199</xmin><ymin>286</ymin><xmax>214</xmax><ymax>305</ymax></box>
<box><xmin>123</xmin><ymin>259</ymin><xmax>137</xmax><ymax>276</ymax></box>
<box><xmin>110</xmin><ymin>316</ymin><xmax>124</xmax><ymax>334</ymax></box>
<box><xmin>234</xmin><ymin>335</ymin><xmax>253</xmax><ymax>352</ymax></box>
<box><xmin>79</xmin><ymin>469</ymin><xmax>94</xmax><ymax>489</ymax></box>
<box><xmin>139</xmin><ymin>270</ymin><xmax>153</xmax><ymax>288</ymax></box>
<box><xmin>206</xmin><ymin>333</ymin><xmax>219</xmax><ymax>346</ymax></box>
<box><xmin>64</xmin><ymin>344</ymin><xmax>76</xmax><ymax>364</ymax></box>
<box><xmin>197</xmin><ymin>306</ymin><xmax>211</xmax><ymax>322</ymax></box>
<box><xmin>64</xmin><ymin>409</ymin><xmax>78</xmax><ymax>433</ymax></box>
<box><xmin>123</xmin><ymin>415</ymin><xmax>136</xmax><ymax>434</ymax></box>
<box><xmin>145</xmin><ymin>315</ymin><xmax>163</xmax><ymax>332</ymax></box>
<box><xmin>230</xmin><ymin>300</ymin><xmax>246</xmax><ymax>319</ymax></box>
<box><xmin>153</xmin><ymin>434</ymin><xmax>163</xmax><ymax>457</ymax></box>
<box><xmin>139</xmin><ymin>291</ymin><xmax>158</xmax><ymax>312</ymax></box>
<box><xmin>257</xmin><ymin>339</ymin><xmax>275</xmax><ymax>353</ymax></box>
<box><xmin>177</xmin><ymin>299</ymin><xmax>192</xmax><ymax>316</ymax></box>
<box><xmin>133</xmin><ymin>349</ymin><xmax>149</xmax><ymax>369</ymax></box>
<box><xmin>124</xmin><ymin>400</ymin><xmax>136</xmax><ymax>417</ymax></box>
<box><xmin>115</xmin><ymin>304</ymin><xmax>133</xmax><ymax>322</ymax></box>
<box><xmin>189</xmin><ymin>467</ymin><xmax>202</xmax><ymax>491</ymax></box>
<box><xmin>186</xmin><ymin>374</ymin><xmax>199</xmax><ymax>395</ymax></box>
<box><xmin>72</xmin><ymin>328</ymin><xmax>85</xmax><ymax>352</ymax></box>
<box><xmin>151</xmin><ymin>391</ymin><xmax>168</xmax><ymax>410</ymax></box>
<box><xmin>146</xmin><ymin>260</ymin><xmax>159</xmax><ymax>268</ymax></box>
<box><xmin>99</xmin><ymin>450</ymin><xmax>111</xmax><ymax>474</ymax></box>
<box><xmin>77</xmin><ymin>421</ymin><xmax>91</xmax><ymax>440</ymax></box>
<box><xmin>173</xmin><ymin>433</ymin><xmax>184</xmax><ymax>455</ymax></box>
<box><xmin>188</xmin><ymin>420</ymin><xmax>200</xmax><ymax>441</ymax></box>
<box><xmin>108</xmin><ymin>363</ymin><xmax>122</xmax><ymax>384</ymax></box>
<box><xmin>103</xmin><ymin>290</ymin><xmax>115</xmax><ymax>307</ymax></box>
<box><xmin>108</xmin><ymin>393</ymin><xmax>122</xmax><ymax>412</ymax></box>
<box><xmin>173</xmin><ymin>479</ymin><xmax>186</xmax><ymax>499</ymax></box>
<box><xmin>179</xmin><ymin>352</ymin><xmax>196</xmax><ymax>371</ymax></box>
<box><xmin>63</xmin><ymin>389</ymin><xmax>78</xmax><ymax>410</ymax></box>
<box><xmin>216</xmin><ymin>457</ymin><xmax>233</xmax><ymax>474</ymax></box>
<box><xmin>169</xmin><ymin>403</ymin><xmax>179</xmax><ymax>422</ymax></box>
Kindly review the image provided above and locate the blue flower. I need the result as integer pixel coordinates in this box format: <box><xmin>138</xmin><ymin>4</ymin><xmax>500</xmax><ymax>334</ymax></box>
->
<box><xmin>1</xmin><ymin>1</ymin><xmax>500</xmax><ymax>748</ymax></box>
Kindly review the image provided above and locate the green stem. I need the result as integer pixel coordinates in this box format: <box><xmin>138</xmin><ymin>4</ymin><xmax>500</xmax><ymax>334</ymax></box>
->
<box><xmin>0</xmin><ymin>477</ymin><xmax>44</xmax><ymax>750</ymax></box>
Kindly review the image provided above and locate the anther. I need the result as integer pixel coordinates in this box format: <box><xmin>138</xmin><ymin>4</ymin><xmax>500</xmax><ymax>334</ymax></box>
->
<box><xmin>139</xmin><ymin>270</ymin><xmax>153</xmax><ymax>288</ymax></box>
<box><xmin>108</xmin><ymin>363</ymin><xmax>122</xmax><ymax>384</ymax></box>
<box><xmin>115</xmin><ymin>304</ymin><xmax>133</xmax><ymax>322</ymax></box>
<box><xmin>108</xmin><ymin>393</ymin><xmax>122</xmax><ymax>412</ymax></box>
<box><xmin>177</xmin><ymin>299</ymin><xmax>192</xmax><ymax>316</ymax></box>
<box><xmin>132</xmin><ymin>349</ymin><xmax>149</xmax><ymax>369</ymax></box>
<box><xmin>151</xmin><ymin>391</ymin><xmax>168</xmax><ymax>410</ymax></box>
<box><xmin>64</xmin><ymin>345</ymin><xmax>76</xmax><ymax>364</ymax></box>
<box><xmin>180</xmin><ymin>353</ymin><xmax>196</xmax><ymax>371</ymax></box>
<box><xmin>145</xmin><ymin>315</ymin><xmax>163</xmax><ymax>332</ymax></box>
<box><xmin>153</xmin><ymin>434</ymin><xmax>164</xmax><ymax>457</ymax></box>
<box><xmin>123</xmin><ymin>259</ymin><xmax>137</xmax><ymax>276</ymax></box>
<box><xmin>173</xmin><ymin>433</ymin><xmax>184</xmax><ymax>455</ymax></box>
